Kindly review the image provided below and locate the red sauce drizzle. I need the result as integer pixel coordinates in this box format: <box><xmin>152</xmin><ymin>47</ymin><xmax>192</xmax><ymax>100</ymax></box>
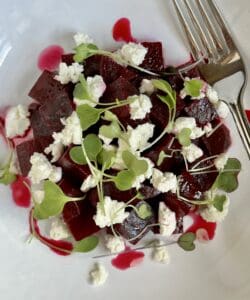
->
<box><xmin>38</xmin><ymin>45</ymin><xmax>64</xmax><ymax>71</ymax></box>
<box><xmin>111</xmin><ymin>247</ymin><xmax>144</xmax><ymax>270</ymax></box>
<box><xmin>186</xmin><ymin>212</ymin><xmax>217</xmax><ymax>240</ymax></box>
<box><xmin>10</xmin><ymin>176</ymin><xmax>31</xmax><ymax>208</ymax></box>
<box><xmin>245</xmin><ymin>110</ymin><xmax>250</xmax><ymax>122</ymax></box>
<box><xmin>112</xmin><ymin>18</ymin><xmax>136</xmax><ymax>43</ymax></box>
<box><xmin>29</xmin><ymin>211</ymin><xmax>73</xmax><ymax>256</ymax></box>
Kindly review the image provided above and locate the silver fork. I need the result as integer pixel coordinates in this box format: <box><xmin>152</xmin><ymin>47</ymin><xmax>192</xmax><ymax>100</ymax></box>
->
<box><xmin>173</xmin><ymin>0</ymin><xmax>250</xmax><ymax>159</ymax></box>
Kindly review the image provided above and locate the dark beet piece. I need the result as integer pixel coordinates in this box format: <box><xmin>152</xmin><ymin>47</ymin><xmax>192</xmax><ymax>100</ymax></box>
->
<box><xmin>100</xmin><ymin>56</ymin><xmax>137</xmax><ymax>84</ymax></box>
<box><xmin>16</xmin><ymin>140</ymin><xmax>40</xmax><ymax>176</ymax></box>
<box><xmin>184</xmin><ymin>97</ymin><xmax>217</xmax><ymax>126</ymax></box>
<box><xmin>103</xmin><ymin>181</ymin><xmax>137</xmax><ymax>202</ymax></box>
<box><xmin>29</xmin><ymin>70</ymin><xmax>74</xmax><ymax>105</ymax></box>
<box><xmin>139</xmin><ymin>184</ymin><xmax>161</xmax><ymax>200</ymax></box>
<box><xmin>61</xmin><ymin>54</ymin><xmax>74</xmax><ymax>65</ymax></box>
<box><xmin>59</xmin><ymin>177</ymin><xmax>84</xmax><ymax>198</ymax></box>
<box><xmin>178</xmin><ymin>171</ymin><xmax>204</xmax><ymax>200</ymax></box>
<box><xmin>141</xmin><ymin>42</ymin><xmax>164</xmax><ymax>72</ymax></box>
<box><xmin>57</xmin><ymin>147</ymin><xmax>90</xmax><ymax>184</ymax></box>
<box><xmin>84</xmin><ymin>55</ymin><xmax>102</xmax><ymax>77</ymax></box>
<box><xmin>164</xmin><ymin>69</ymin><xmax>184</xmax><ymax>92</ymax></box>
<box><xmin>63</xmin><ymin>199</ymin><xmax>100</xmax><ymax>241</ymax></box>
<box><xmin>149</xmin><ymin>93</ymin><xmax>170</xmax><ymax>131</ymax></box>
<box><xmin>114</xmin><ymin>201</ymin><xmax>155</xmax><ymax>244</ymax></box>
<box><xmin>202</xmin><ymin>123</ymin><xmax>231</xmax><ymax>155</ymax></box>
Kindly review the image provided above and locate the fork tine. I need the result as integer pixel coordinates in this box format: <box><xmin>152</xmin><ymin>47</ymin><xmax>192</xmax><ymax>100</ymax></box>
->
<box><xmin>173</xmin><ymin>0</ymin><xmax>202</xmax><ymax>61</ymax></box>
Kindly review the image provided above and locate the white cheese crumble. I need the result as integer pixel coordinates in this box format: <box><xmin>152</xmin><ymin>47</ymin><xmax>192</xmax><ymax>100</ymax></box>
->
<box><xmin>206</xmin><ymin>86</ymin><xmax>219</xmax><ymax>104</ymax></box>
<box><xmin>89</xmin><ymin>263</ymin><xmax>108</xmax><ymax>286</ymax></box>
<box><xmin>127</xmin><ymin>123</ymin><xmax>155</xmax><ymax>152</ymax></box>
<box><xmin>44</xmin><ymin>132</ymin><xmax>64</xmax><ymax>162</ymax></box>
<box><xmin>151</xmin><ymin>169</ymin><xmax>177</xmax><ymax>193</ymax></box>
<box><xmin>214</xmin><ymin>153</ymin><xmax>228</xmax><ymax>170</ymax></box>
<box><xmin>74</xmin><ymin>32</ymin><xmax>94</xmax><ymax>46</ymax></box>
<box><xmin>119</xmin><ymin>42</ymin><xmax>148</xmax><ymax>66</ymax></box>
<box><xmin>215</xmin><ymin>101</ymin><xmax>230</xmax><ymax>119</ymax></box>
<box><xmin>31</xmin><ymin>183</ymin><xmax>45</xmax><ymax>204</ymax></box>
<box><xmin>105</xmin><ymin>235</ymin><xmax>125</xmax><ymax>253</ymax></box>
<box><xmin>182</xmin><ymin>143</ymin><xmax>203</xmax><ymax>163</ymax></box>
<box><xmin>49</xmin><ymin>218</ymin><xmax>70</xmax><ymax>241</ymax></box>
<box><xmin>28</xmin><ymin>152</ymin><xmax>62</xmax><ymax>184</ymax></box>
<box><xmin>93</xmin><ymin>196</ymin><xmax>129</xmax><ymax>228</ymax></box>
<box><xmin>204</xmin><ymin>122</ymin><xmax>213</xmax><ymax>134</ymax></box>
<box><xmin>139</xmin><ymin>79</ymin><xmax>155</xmax><ymax>95</ymax></box>
<box><xmin>152</xmin><ymin>240</ymin><xmax>170</xmax><ymax>264</ymax></box>
<box><xmin>200</xmin><ymin>196</ymin><xmax>230</xmax><ymax>222</ymax></box>
<box><xmin>80</xmin><ymin>175</ymin><xmax>98</xmax><ymax>193</ymax></box>
<box><xmin>55</xmin><ymin>62</ymin><xmax>83</xmax><ymax>84</ymax></box>
<box><xmin>129</xmin><ymin>94</ymin><xmax>152</xmax><ymax>120</ymax></box>
<box><xmin>74</xmin><ymin>75</ymin><xmax>106</xmax><ymax>107</ymax></box>
<box><xmin>173</xmin><ymin>117</ymin><xmax>205</xmax><ymax>139</ymax></box>
<box><xmin>132</xmin><ymin>158</ymin><xmax>154</xmax><ymax>189</ymax></box>
<box><xmin>158</xmin><ymin>202</ymin><xmax>177</xmax><ymax>236</ymax></box>
<box><xmin>5</xmin><ymin>104</ymin><xmax>30</xmax><ymax>138</ymax></box>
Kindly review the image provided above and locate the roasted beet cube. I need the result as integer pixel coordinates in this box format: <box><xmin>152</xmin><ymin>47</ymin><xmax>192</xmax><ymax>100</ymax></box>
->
<box><xmin>141</xmin><ymin>42</ymin><xmax>164</xmax><ymax>72</ymax></box>
<box><xmin>202</xmin><ymin>123</ymin><xmax>231</xmax><ymax>155</ymax></box>
<box><xmin>164</xmin><ymin>70</ymin><xmax>184</xmax><ymax>92</ymax></box>
<box><xmin>16</xmin><ymin>140</ymin><xmax>40</xmax><ymax>176</ymax></box>
<box><xmin>84</xmin><ymin>55</ymin><xmax>102</xmax><ymax>77</ymax></box>
<box><xmin>61</xmin><ymin>54</ymin><xmax>74</xmax><ymax>65</ymax></box>
<box><xmin>59</xmin><ymin>177</ymin><xmax>84</xmax><ymax>198</ymax></box>
<box><xmin>149</xmin><ymin>93</ymin><xmax>170</xmax><ymax>131</ymax></box>
<box><xmin>57</xmin><ymin>147</ymin><xmax>90</xmax><ymax>184</ymax></box>
<box><xmin>178</xmin><ymin>171</ymin><xmax>204</xmax><ymax>200</ymax></box>
<box><xmin>100</xmin><ymin>56</ymin><xmax>137</xmax><ymax>84</ymax></box>
<box><xmin>184</xmin><ymin>97</ymin><xmax>217</xmax><ymax>126</ymax></box>
<box><xmin>139</xmin><ymin>184</ymin><xmax>161</xmax><ymax>200</ymax></box>
<box><xmin>28</xmin><ymin>70</ymin><xmax>74</xmax><ymax>105</ymax></box>
<box><xmin>114</xmin><ymin>201</ymin><xmax>155</xmax><ymax>244</ymax></box>
<box><xmin>63</xmin><ymin>199</ymin><xmax>100</xmax><ymax>241</ymax></box>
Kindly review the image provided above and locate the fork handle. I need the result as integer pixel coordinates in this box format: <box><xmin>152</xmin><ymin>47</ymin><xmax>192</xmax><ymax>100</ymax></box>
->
<box><xmin>228</xmin><ymin>103</ymin><xmax>250</xmax><ymax>160</ymax></box>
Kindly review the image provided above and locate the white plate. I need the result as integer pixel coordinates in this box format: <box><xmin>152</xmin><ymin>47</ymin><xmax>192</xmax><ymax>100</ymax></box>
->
<box><xmin>0</xmin><ymin>0</ymin><xmax>250</xmax><ymax>299</ymax></box>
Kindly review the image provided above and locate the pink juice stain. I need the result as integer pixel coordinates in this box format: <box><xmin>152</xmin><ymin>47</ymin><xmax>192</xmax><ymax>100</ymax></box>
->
<box><xmin>186</xmin><ymin>212</ymin><xmax>217</xmax><ymax>240</ymax></box>
<box><xmin>38</xmin><ymin>45</ymin><xmax>64</xmax><ymax>71</ymax></box>
<box><xmin>111</xmin><ymin>247</ymin><xmax>145</xmax><ymax>270</ymax></box>
<box><xmin>112</xmin><ymin>18</ymin><xmax>136</xmax><ymax>43</ymax></box>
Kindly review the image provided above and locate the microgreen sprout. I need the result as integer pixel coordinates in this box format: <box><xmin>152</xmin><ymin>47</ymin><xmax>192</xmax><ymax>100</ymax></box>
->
<box><xmin>177</xmin><ymin>232</ymin><xmax>196</xmax><ymax>251</ymax></box>
<box><xmin>183</xmin><ymin>79</ymin><xmax>203</xmax><ymax>98</ymax></box>
<box><xmin>0</xmin><ymin>152</ymin><xmax>17</xmax><ymax>185</ymax></box>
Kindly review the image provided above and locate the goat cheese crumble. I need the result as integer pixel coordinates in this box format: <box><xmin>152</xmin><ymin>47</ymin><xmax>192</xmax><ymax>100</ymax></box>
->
<box><xmin>119</xmin><ymin>42</ymin><xmax>147</xmax><ymax>66</ymax></box>
<box><xmin>152</xmin><ymin>240</ymin><xmax>170</xmax><ymax>264</ymax></box>
<box><xmin>200</xmin><ymin>196</ymin><xmax>230</xmax><ymax>222</ymax></box>
<box><xmin>89</xmin><ymin>263</ymin><xmax>108</xmax><ymax>286</ymax></box>
<box><xmin>49</xmin><ymin>218</ymin><xmax>70</xmax><ymax>241</ymax></box>
<box><xmin>139</xmin><ymin>79</ymin><xmax>155</xmax><ymax>95</ymax></box>
<box><xmin>207</xmin><ymin>86</ymin><xmax>219</xmax><ymax>104</ymax></box>
<box><xmin>93</xmin><ymin>196</ymin><xmax>129</xmax><ymax>228</ymax></box>
<box><xmin>5</xmin><ymin>104</ymin><xmax>30</xmax><ymax>138</ymax></box>
<box><xmin>80</xmin><ymin>175</ymin><xmax>98</xmax><ymax>193</ymax></box>
<box><xmin>105</xmin><ymin>235</ymin><xmax>125</xmax><ymax>253</ymax></box>
<box><xmin>127</xmin><ymin>123</ymin><xmax>155</xmax><ymax>152</ymax></box>
<box><xmin>129</xmin><ymin>94</ymin><xmax>152</xmax><ymax>120</ymax></box>
<box><xmin>158</xmin><ymin>202</ymin><xmax>177</xmax><ymax>236</ymax></box>
<box><xmin>55</xmin><ymin>62</ymin><xmax>83</xmax><ymax>84</ymax></box>
<box><xmin>28</xmin><ymin>153</ymin><xmax>62</xmax><ymax>184</ymax></box>
<box><xmin>151</xmin><ymin>169</ymin><xmax>177</xmax><ymax>193</ymax></box>
<box><xmin>182</xmin><ymin>143</ymin><xmax>203</xmax><ymax>163</ymax></box>
<box><xmin>215</xmin><ymin>101</ymin><xmax>230</xmax><ymax>119</ymax></box>
<box><xmin>214</xmin><ymin>153</ymin><xmax>228</xmax><ymax>170</ymax></box>
<box><xmin>74</xmin><ymin>32</ymin><xmax>94</xmax><ymax>46</ymax></box>
<box><xmin>173</xmin><ymin>117</ymin><xmax>205</xmax><ymax>139</ymax></box>
<box><xmin>132</xmin><ymin>158</ymin><xmax>154</xmax><ymax>189</ymax></box>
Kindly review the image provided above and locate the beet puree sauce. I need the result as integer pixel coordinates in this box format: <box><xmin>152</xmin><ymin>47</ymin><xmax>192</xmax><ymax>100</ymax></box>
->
<box><xmin>38</xmin><ymin>45</ymin><xmax>64</xmax><ymax>71</ymax></box>
<box><xmin>112</xmin><ymin>18</ymin><xmax>136</xmax><ymax>43</ymax></box>
<box><xmin>111</xmin><ymin>247</ymin><xmax>145</xmax><ymax>270</ymax></box>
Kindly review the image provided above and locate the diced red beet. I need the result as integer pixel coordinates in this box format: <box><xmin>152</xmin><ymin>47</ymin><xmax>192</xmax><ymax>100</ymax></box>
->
<box><xmin>28</xmin><ymin>102</ymin><xmax>40</xmax><ymax>114</ymax></box>
<box><xmin>202</xmin><ymin>123</ymin><xmax>231</xmax><ymax>155</ymax></box>
<box><xmin>178</xmin><ymin>171</ymin><xmax>204</xmax><ymax>200</ymax></box>
<box><xmin>176</xmin><ymin>95</ymin><xmax>186</xmax><ymax>117</ymax></box>
<box><xmin>114</xmin><ymin>201</ymin><xmax>155</xmax><ymax>244</ymax></box>
<box><xmin>184</xmin><ymin>97</ymin><xmax>217</xmax><ymax>126</ymax></box>
<box><xmin>56</xmin><ymin>147</ymin><xmax>90</xmax><ymax>184</ymax></box>
<box><xmin>16</xmin><ymin>140</ymin><xmax>40</xmax><ymax>176</ymax></box>
<box><xmin>139</xmin><ymin>184</ymin><xmax>161</xmax><ymax>200</ymax></box>
<box><xmin>28</xmin><ymin>70</ymin><xmax>74</xmax><ymax>105</ymax></box>
<box><xmin>59</xmin><ymin>177</ymin><xmax>84</xmax><ymax>198</ymax></box>
<box><xmin>149</xmin><ymin>93</ymin><xmax>170</xmax><ymax>131</ymax></box>
<box><xmin>164</xmin><ymin>70</ymin><xmax>184</xmax><ymax>92</ymax></box>
<box><xmin>61</xmin><ymin>54</ymin><xmax>74</xmax><ymax>65</ymax></box>
<box><xmin>63</xmin><ymin>199</ymin><xmax>100</xmax><ymax>241</ymax></box>
<box><xmin>84</xmin><ymin>55</ymin><xmax>102</xmax><ymax>77</ymax></box>
<box><xmin>100</xmin><ymin>56</ymin><xmax>137</xmax><ymax>84</ymax></box>
<box><xmin>140</xmin><ymin>42</ymin><xmax>164</xmax><ymax>72</ymax></box>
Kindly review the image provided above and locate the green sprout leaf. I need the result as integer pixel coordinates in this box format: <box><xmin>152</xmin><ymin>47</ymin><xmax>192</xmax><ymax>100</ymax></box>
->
<box><xmin>73</xmin><ymin>75</ymin><xmax>91</xmax><ymax>100</ymax></box>
<box><xmin>102</xmin><ymin>111</ymin><xmax>118</xmax><ymax>122</ymax></box>
<box><xmin>152</xmin><ymin>79</ymin><xmax>176</xmax><ymax>110</ymax></box>
<box><xmin>97</xmin><ymin>148</ymin><xmax>116</xmax><ymax>170</ymax></box>
<box><xmin>73</xmin><ymin>236</ymin><xmax>99</xmax><ymax>253</ymax></box>
<box><xmin>113</xmin><ymin>170</ymin><xmax>136</xmax><ymax>191</ymax></box>
<box><xmin>157</xmin><ymin>150</ymin><xmax>171</xmax><ymax>166</ymax></box>
<box><xmin>122</xmin><ymin>150</ymin><xmax>148</xmax><ymax>176</ymax></box>
<box><xmin>33</xmin><ymin>181</ymin><xmax>84</xmax><ymax>220</ymax></box>
<box><xmin>76</xmin><ymin>104</ymin><xmax>102</xmax><ymax>131</ymax></box>
<box><xmin>84</xmin><ymin>134</ymin><xmax>102</xmax><ymax>161</ymax></box>
<box><xmin>99</xmin><ymin>121</ymin><xmax>121</xmax><ymax>139</ymax></box>
<box><xmin>69</xmin><ymin>146</ymin><xmax>87</xmax><ymax>165</ymax></box>
<box><xmin>177</xmin><ymin>128</ymin><xmax>192</xmax><ymax>147</ymax></box>
<box><xmin>213</xmin><ymin>194</ymin><xmax>227</xmax><ymax>212</ymax></box>
<box><xmin>0</xmin><ymin>168</ymin><xmax>16</xmax><ymax>185</ymax></box>
<box><xmin>184</xmin><ymin>79</ymin><xmax>203</xmax><ymax>98</ymax></box>
<box><xmin>178</xmin><ymin>232</ymin><xmax>196</xmax><ymax>251</ymax></box>
<box><xmin>137</xmin><ymin>203</ymin><xmax>152</xmax><ymax>219</ymax></box>
<box><xmin>73</xmin><ymin>43</ymin><xmax>99</xmax><ymax>63</ymax></box>
<box><xmin>214</xmin><ymin>158</ymin><xmax>241</xmax><ymax>193</ymax></box>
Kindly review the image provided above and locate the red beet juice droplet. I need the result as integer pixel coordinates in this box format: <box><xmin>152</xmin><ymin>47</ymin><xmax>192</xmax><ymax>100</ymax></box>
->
<box><xmin>38</xmin><ymin>45</ymin><xmax>64</xmax><ymax>71</ymax></box>
<box><xmin>186</xmin><ymin>212</ymin><xmax>217</xmax><ymax>240</ymax></box>
<box><xmin>245</xmin><ymin>110</ymin><xmax>250</xmax><ymax>122</ymax></box>
<box><xmin>111</xmin><ymin>247</ymin><xmax>145</xmax><ymax>270</ymax></box>
<box><xmin>10</xmin><ymin>176</ymin><xmax>31</xmax><ymax>208</ymax></box>
<box><xmin>112</xmin><ymin>18</ymin><xmax>136</xmax><ymax>43</ymax></box>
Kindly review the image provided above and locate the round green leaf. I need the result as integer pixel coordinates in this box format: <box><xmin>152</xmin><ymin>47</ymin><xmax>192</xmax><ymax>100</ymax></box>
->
<box><xmin>73</xmin><ymin>236</ymin><xmax>99</xmax><ymax>253</ymax></box>
<box><xmin>178</xmin><ymin>128</ymin><xmax>192</xmax><ymax>147</ymax></box>
<box><xmin>122</xmin><ymin>150</ymin><xmax>148</xmax><ymax>176</ymax></box>
<box><xmin>69</xmin><ymin>146</ymin><xmax>87</xmax><ymax>165</ymax></box>
<box><xmin>114</xmin><ymin>170</ymin><xmax>136</xmax><ymax>191</ymax></box>
<box><xmin>84</xmin><ymin>134</ymin><xmax>102</xmax><ymax>161</ymax></box>
<box><xmin>137</xmin><ymin>203</ymin><xmax>152</xmax><ymax>219</ymax></box>
<box><xmin>76</xmin><ymin>104</ymin><xmax>102</xmax><ymax>131</ymax></box>
<box><xmin>99</xmin><ymin>121</ymin><xmax>121</xmax><ymax>139</ymax></box>
<box><xmin>178</xmin><ymin>232</ymin><xmax>196</xmax><ymax>251</ymax></box>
